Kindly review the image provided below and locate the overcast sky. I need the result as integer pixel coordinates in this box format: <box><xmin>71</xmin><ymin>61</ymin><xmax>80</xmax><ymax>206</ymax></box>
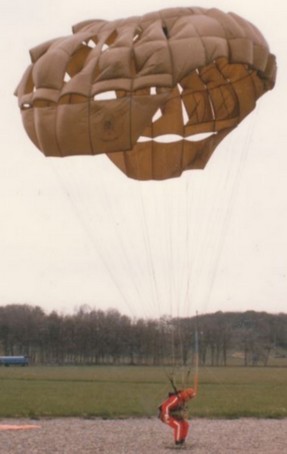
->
<box><xmin>0</xmin><ymin>0</ymin><xmax>286</xmax><ymax>319</ymax></box>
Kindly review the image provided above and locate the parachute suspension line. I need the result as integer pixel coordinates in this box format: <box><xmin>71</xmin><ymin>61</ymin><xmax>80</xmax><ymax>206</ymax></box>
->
<box><xmin>166</xmin><ymin>315</ymin><xmax>189</xmax><ymax>392</ymax></box>
<box><xmin>160</xmin><ymin>114</ymin><xmax>256</xmax><ymax>388</ymax></box>
<box><xmin>175</xmin><ymin>318</ymin><xmax>186</xmax><ymax>388</ymax></box>
<box><xmin>178</xmin><ymin>310</ymin><xmax>199</xmax><ymax>392</ymax></box>
<box><xmin>170</xmin><ymin>322</ymin><xmax>177</xmax><ymax>382</ymax></box>
<box><xmin>182</xmin><ymin>174</ymin><xmax>197</xmax><ymax>318</ymax></box>
<box><xmin>182</xmin><ymin>180</ymin><xmax>190</xmax><ymax>317</ymax></box>
<box><xmin>161</xmin><ymin>318</ymin><xmax>177</xmax><ymax>393</ymax></box>
<box><xmin>180</xmin><ymin>111</ymin><xmax>258</xmax><ymax>319</ymax></box>
<box><xmin>135</xmin><ymin>179</ymin><xmax>162</xmax><ymax>317</ymax></box>
<box><xmin>181</xmin><ymin>170</ymin><xmax>210</xmax><ymax>319</ymax></box>
<box><xmin>167</xmin><ymin>176</ymin><xmax>194</xmax><ymax>319</ymax></box>
<box><xmin>46</xmin><ymin>160</ymin><xmax>139</xmax><ymax>319</ymax></box>
<box><xmin>169</xmin><ymin>183</ymin><xmax>180</xmax><ymax>319</ymax></box>
<box><xmin>176</xmin><ymin>116</ymin><xmax>257</xmax><ymax>392</ymax></box>
<box><xmin>200</xmin><ymin>111</ymin><xmax>259</xmax><ymax>315</ymax></box>
<box><xmin>167</xmin><ymin>372</ymin><xmax>178</xmax><ymax>393</ymax></box>
<box><xmin>162</xmin><ymin>181</ymin><xmax>177</xmax><ymax>318</ymax></box>
<box><xmin>193</xmin><ymin>164</ymin><xmax>232</xmax><ymax>315</ymax></box>
<box><xmin>159</xmin><ymin>175</ymin><xmax>198</xmax><ymax>390</ymax></box>
<box><xmin>130</xmin><ymin>135</ymin><xmax>171</xmax><ymax>317</ymax></box>
<box><xmin>176</xmin><ymin>176</ymin><xmax>191</xmax><ymax>319</ymax></box>
<box><xmin>95</xmin><ymin>173</ymin><xmax>152</xmax><ymax>318</ymax></box>
<box><xmin>163</xmin><ymin>178</ymin><xmax>190</xmax><ymax>388</ymax></box>
<box><xmin>187</xmin><ymin>168</ymin><xmax>224</xmax><ymax>315</ymax></box>
<box><xmin>181</xmin><ymin>115</ymin><xmax>258</xmax><ymax>401</ymax></box>
<box><xmin>180</xmin><ymin>331</ymin><xmax>189</xmax><ymax>389</ymax></box>
<box><xmin>193</xmin><ymin>312</ymin><xmax>199</xmax><ymax>394</ymax></box>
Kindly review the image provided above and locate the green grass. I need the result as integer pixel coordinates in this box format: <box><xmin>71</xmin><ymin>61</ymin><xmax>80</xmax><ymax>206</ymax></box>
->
<box><xmin>0</xmin><ymin>366</ymin><xmax>286</xmax><ymax>419</ymax></box>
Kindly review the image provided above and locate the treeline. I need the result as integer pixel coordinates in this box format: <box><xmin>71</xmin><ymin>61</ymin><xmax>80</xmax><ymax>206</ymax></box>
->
<box><xmin>0</xmin><ymin>304</ymin><xmax>286</xmax><ymax>367</ymax></box>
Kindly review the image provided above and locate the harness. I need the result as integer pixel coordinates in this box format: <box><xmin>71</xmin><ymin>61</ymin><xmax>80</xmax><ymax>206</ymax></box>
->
<box><xmin>169</xmin><ymin>404</ymin><xmax>188</xmax><ymax>420</ymax></box>
<box><xmin>158</xmin><ymin>392</ymin><xmax>188</xmax><ymax>421</ymax></box>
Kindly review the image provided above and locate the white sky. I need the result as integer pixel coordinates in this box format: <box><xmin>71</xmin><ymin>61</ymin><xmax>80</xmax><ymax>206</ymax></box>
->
<box><xmin>0</xmin><ymin>0</ymin><xmax>286</xmax><ymax>319</ymax></box>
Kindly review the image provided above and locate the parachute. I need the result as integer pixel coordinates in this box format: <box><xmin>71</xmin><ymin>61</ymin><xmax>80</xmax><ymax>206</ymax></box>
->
<box><xmin>14</xmin><ymin>7</ymin><xmax>277</xmax><ymax>393</ymax></box>
<box><xmin>15</xmin><ymin>7</ymin><xmax>276</xmax><ymax>180</ymax></box>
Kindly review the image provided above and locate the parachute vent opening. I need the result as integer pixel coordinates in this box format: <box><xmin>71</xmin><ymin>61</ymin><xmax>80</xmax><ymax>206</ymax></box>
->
<box><xmin>152</xmin><ymin>108</ymin><xmax>163</xmax><ymax>123</ymax></box>
<box><xmin>136</xmin><ymin>132</ymin><xmax>217</xmax><ymax>144</ymax></box>
<box><xmin>137</xmin><ymin>136</ymin><xmax>151</xmax><ymax>143</ymax></box>
<box><xmin>177</xmin><ymin>83</ymin><xmax>183</xmax><ymax>95</ymax></box>
<box><xmin>21</xmin><ymin>102</ymin><xmax>32</xmax><ymax>110</ymax></box>
<box><xmin>102</xmin><ymin>30</ymin><xmax>118</xmax><ymax>52</ymax></box>
<box><xmin>133</xmin><ymin>29</ymin><xmax>142</xmax><ymax>43</ymax></box>
<box><xmin>64</xmin><ymin>72</ymin><xmax>71</xmax><ymax>83</ymax></box>
<box><xmin>181</xmin><ymin>100</ymin><xmax>189</xmax><ymax>125</ymax></box>
<box><xmin>185</xmin><ymin>131</ymin><xmax>217</xmax><ymax>142</ymax></box>
<box><xmin>85</xmin><ymin>39</ymin><xmax>97</xmax><ymax>49</ymax></box>
<box><xmin>154</xmin><ymin>134</ymin><xmax>182</xmax><ymax>143</ymax></box>
<box><xmin>93</xmin><ymin>91</ymin><xmax>117</xmax><ymax>101</ymax></box>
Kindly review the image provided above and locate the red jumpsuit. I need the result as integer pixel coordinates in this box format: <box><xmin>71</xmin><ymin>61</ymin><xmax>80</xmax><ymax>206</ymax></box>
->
<box><xmin>159</xmin><ymin>388</ymin><xmax>195</xmax><ymax>445</ymax></box>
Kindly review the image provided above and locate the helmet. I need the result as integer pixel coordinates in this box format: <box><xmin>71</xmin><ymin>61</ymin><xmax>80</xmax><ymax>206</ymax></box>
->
<box><xmin>180</xmin><ymin>388</ymin><xmax>195</xmax><ymax>400</ymax></box>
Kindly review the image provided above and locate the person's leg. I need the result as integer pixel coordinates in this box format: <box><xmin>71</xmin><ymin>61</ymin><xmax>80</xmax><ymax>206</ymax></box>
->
<box><xmin>181</xmin><ymin>419</ymin><xmax>189</xmax><ymax>440</ymax></box>
<box><xmin>167</xmin><ymin>418</ymin><xmax>184</xmax><ymax>443</ymax></box>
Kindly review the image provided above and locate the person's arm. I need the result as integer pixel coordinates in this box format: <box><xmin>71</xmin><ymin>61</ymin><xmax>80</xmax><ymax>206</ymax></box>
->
<box><xmin>161</xmin><ymin>395</ymin><xmax>179</xmax><ymax>422</ymax></box>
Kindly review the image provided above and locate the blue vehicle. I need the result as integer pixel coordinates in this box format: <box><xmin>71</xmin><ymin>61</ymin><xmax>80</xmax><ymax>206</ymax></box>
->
<box><xmin>0</xmin><ymin>356</ymin><xmax>29</xmax><ymax>367</ymax></box>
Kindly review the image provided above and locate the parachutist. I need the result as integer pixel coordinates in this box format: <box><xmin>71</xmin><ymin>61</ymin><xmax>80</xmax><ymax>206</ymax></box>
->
<box><xmin>159</xmin><ymin>388</ymin><xmax>196</xmax><ymax>446</ymax></box>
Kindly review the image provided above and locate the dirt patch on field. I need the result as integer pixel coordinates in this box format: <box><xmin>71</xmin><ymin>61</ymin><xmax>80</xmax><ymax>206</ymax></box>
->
<box><xmin>0</xmin><ymin>418</ymin><xmax>286</xmax><ymax>453</ymax></box>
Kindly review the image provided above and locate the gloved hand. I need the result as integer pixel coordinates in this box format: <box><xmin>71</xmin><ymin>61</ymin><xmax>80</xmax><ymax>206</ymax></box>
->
<box><xmin>159</xmin><ymin>412</ymin><xmax>170</xmax><ymax>423</ymax></box>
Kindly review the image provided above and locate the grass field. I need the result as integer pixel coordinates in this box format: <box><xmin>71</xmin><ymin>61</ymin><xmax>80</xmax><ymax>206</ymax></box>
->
<box><xmin>0</xmin><ymin>365</ymin><xmax>286</xmax><ymax>419</ymax></box>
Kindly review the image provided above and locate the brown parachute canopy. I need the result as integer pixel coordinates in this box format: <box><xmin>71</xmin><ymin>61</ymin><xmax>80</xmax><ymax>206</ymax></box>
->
<box><xmin>15</xmin><ymin>7</ymin><xmax>276</xmax><ymax>180</ymax></box>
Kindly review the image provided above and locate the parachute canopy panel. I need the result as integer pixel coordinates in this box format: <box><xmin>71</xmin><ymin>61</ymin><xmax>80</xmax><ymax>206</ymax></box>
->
<box><xmin>15</xmin><ymin>7</ymin><xmax>276</xmax><ymax>180</ymax></box>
